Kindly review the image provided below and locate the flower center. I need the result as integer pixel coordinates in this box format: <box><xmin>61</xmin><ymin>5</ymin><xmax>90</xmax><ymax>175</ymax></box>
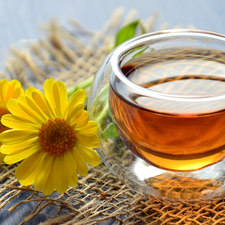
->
<box><xmin>37</xmin><ymin>118</ymin><xmax>76</xmax><ymax>156</ymax></box>
<box><xmin>0</xmin><ymin>106</ymin><xmax>10</xmax><ymax>134</ymax></box>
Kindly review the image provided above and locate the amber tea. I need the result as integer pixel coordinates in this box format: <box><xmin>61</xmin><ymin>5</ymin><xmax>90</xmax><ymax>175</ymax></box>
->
<box><xmin>109</xmin><ymin>48</ymin><xmax>225</xmax><ymax>171</ymax></box>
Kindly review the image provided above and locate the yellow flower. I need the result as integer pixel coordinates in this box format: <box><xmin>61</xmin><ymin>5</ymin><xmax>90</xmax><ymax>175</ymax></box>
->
<box><xmin>0</xmin><ymin>78</ymin><xmax>100</xmax><ymax>195</ymax></box>
<box><xmin>0</xmin><ymin>79</ymin><xmax>24</xmax><ymax>162</ymax></box>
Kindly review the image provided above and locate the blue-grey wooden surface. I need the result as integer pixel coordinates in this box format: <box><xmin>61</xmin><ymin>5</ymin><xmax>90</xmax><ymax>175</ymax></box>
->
<box><xmin>0</xmin><ymin>0</ymin><xmax>225</xmax><ymax>224</ymax></box>
<box><xmin>0</xmin><ymin>0</ymin><xmax>224</xmax><ymax>52</ymax></box>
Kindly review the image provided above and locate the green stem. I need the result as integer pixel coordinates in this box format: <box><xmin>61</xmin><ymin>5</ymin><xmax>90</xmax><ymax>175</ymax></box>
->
<box><xmin>95</xmin><ymin>100</ymin><xmax>109</xmax><ymax>125</ymax></box>
<box><xmin>67</xmin><ymin>75</ymin><xmax>94</xmax><ymax>97</ymax></box>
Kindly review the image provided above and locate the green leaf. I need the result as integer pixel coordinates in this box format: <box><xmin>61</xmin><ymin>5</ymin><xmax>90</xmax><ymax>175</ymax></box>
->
<box><xmin>132</xmin><ymin>47</ymin><xmax>149</xmax><ymax>59</ymax></box>
<box><xmin>101</xmin><ymin>123</ymin><xmax>118</xmax><ymax>140</ymax></box>
<box><xmin>115</xmin><ymin>19</ymin><xmax>140</xmax><ymax>47</ymax></box>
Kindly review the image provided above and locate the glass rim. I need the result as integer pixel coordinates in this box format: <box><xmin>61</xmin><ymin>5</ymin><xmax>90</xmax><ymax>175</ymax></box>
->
<box><xmin>110</xmin><ymin>29</ymin><xmax>225</xmax><ymax>102</ymax></box>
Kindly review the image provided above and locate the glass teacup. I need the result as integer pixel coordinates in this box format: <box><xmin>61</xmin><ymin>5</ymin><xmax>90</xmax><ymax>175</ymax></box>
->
<box><xmin>88</xmin><ymin>29</ymin><xmax>225</xmax><ymax>201</ymax></box>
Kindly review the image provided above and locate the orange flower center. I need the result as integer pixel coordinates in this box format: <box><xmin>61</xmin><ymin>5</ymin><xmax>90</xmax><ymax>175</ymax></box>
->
<box><xmin>0</xmin><ymin>106</ymin><xmax>10</xmax><ymax>134</ymax></box>
<box><xmin>37</xmin><ymin>118</ymin><xmax>76</xmax><ymax>156</ymax></box>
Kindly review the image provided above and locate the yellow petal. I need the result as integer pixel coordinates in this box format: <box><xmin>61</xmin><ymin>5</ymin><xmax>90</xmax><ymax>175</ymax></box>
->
<box><xmin>0</xmin><ymin>79</ymin><xmax>24</xmax><ymax>108</ymax></box>
<box><xmin>17</xmin><ymin>96</ymin><xmax>47</xmax><ymax>122</ymax></box>
<box><xmin>68</xmin><ymin>172</ymin><xmax>78</xmax><ymax>187</ymax></box>
<box><xmin>42</xmin><ymin>157</ymin><xmax>58</xmax><ymax>195</ymax></box>
<box><xmin>20</xmin><ymin>173</ymin><xmax>36</xmax><ymax>186</ymax></box>
<box><xmin>76</xmin><ymin>144</ymin><xmax>100</xmax><ymax>167</ymax></box>
<box><xmin>15</xmin><ymin>150</ymin><xmax>44</xmax><ymax>181</ymax></box>
<box><xmin>57</xmin><ymin>81</ymin><xmax>67</xmax><ymax>117</ymax></box>
<box><xmin>75</xmin><ymin>121</ymin><xmax>99</xmax><ymax>134</ymax></box>
<box><xmin>72</xmin><ymin>111</ymin><xmax>89</xmax><ymax>129</ymax></box>
<box><xmin>7</xmin><ymin>99</ymin><xmax>40</xmax><ymax>125</ymax></box>
<box><xmin>44</xmin><ymin>78</ymin><xmax>56</xmax><ymax>112</ymax></box>
<box><xmin>76</xmin><ymin>133</ymin><xmax>100</xmax><ymax>148</ymax></box>
<box><xmin>67</xmin><ymin>89</ymin><xmax>86</xmax><ymax>115</ymax></box>
<box><xmin>63</xmin><ymin>150</ymin><xmax>77</xmax><ymax>176</ymax></box>
<box><xmin>25</xmin><ymin>87</ymin><xmax>36</xmax><ymax>98</ymax></box>
<box><xmin>0</xmin><ymin>153</ymin><xmax>5</xmax><ymax>162</ymax></box>
<box><xmin>0</xmin><ymin>130</ymin><xmax>38</xmax><ymax>145</ymax></box>
<box><xmin>1</xmin><ymin>114</ymin><xmax>40</xmax><ymax>130</ymax></box>
<box><xmin>25</xmin><ymin>88</ymin><xmax>53</xmax><ymax>120</ymax></box>
<box><xmin>72</xmin><ymin>149</ymin><xmax>88</xmax><ymax>176</ymax></box>
<box><xmin>2</xmin><ymin>80</ymin><xmax>11</xmax><ymax>104</ymax></box>
<box><xmin>8</xmin><ymin>79</ymin><xmax>23</xmax><ymax>94</ymax></box>
<box><xmin>51</xmin><ymin>157</ymin><xmax>60</xmax><ymax>193</ymax></box>
<box><xmin>10</xmin><ymin>80</ymin><xmax>24</xmax><ymax>99</ymax></box>
<box><xmin>53</xmin><ymin>156</ymin><xmax>68</xmax><ymax>194</ymax></box>
<box><xmin>11</xmin><ymin>87</ymin><xmax>24</xmax><ymax>100</ymax></box>
<box><xmin>42</xmin><ymin>169</ymin><xmax>55</xmax><ymax>196</ymax></box>
<box><xmin>32</xmin><ymin>90</ymin><xmax>55</xmax><ymax>119</ymax></box>
<box><xmin>0</xmin><ymin>79</ymin><xmax>9</xmax><ymax>106</ymax></box>
<box><xmin>66</xmin><ymin>102</ymin><xmax>84</xmax><ymax>125</ymax></box>
<box><xmin>34</xmin><ymin>154</ymin><xmax>54</xmax><ymax>192</ymax></box>
<box><xmin>4</xmin><ymin>144</ymin><xmax>40</xmax><ymax>164</ymax></box>
<box><xmin>5</xmin><ymin>80</ymin><xmax>23</xmax><ymax>102</ymax></box>
<box><xmin>1</xmin><ymin>138</ymin><xmax>37</xmax><ymax>154</ymax></box>
<box><xmin>52</xmin><ymin>82</ymin><xmax>67</xmax><ymax>118</ymax></box>
<box><xmin>19</xmin><ymin>154</ymin><xmax>45</xmax><ymax>186</ymax></box>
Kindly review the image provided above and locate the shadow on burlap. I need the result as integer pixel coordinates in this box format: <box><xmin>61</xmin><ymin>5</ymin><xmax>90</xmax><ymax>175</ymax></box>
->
<box><xmin>0</xmin><ymin>8</ymin><xmax>225</xmax><ymax>225</ymax></box>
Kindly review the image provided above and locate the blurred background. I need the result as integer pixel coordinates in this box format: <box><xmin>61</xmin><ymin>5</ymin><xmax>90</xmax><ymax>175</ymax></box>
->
<box><xmin>0</xmin><ymin>0</ymin><xmax>224</xmax><ymax>52</ymax></box>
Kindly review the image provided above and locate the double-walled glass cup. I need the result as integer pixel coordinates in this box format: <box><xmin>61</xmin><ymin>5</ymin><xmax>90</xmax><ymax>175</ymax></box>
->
<box><xmin>88</xmin><ymin>29</ymin><xmax>225</xmax><ymax>201</ymax></box>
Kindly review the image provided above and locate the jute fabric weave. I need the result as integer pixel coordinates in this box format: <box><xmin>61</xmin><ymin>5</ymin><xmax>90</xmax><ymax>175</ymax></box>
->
<box><xmin>0</xmin><ymin>8</ymin><xmax>225</xmax><ymax>225</ymax></box>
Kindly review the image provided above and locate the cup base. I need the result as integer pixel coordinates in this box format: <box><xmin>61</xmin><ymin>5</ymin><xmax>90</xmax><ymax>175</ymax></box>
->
<box><xmin>143</xmin><ymin>164</ymin><xmax>224</xmax><ymax>201</ymax></box>
<box><xmin>100</xmin><ymin>139</ymin><xmax>225</xmax><ymax>201</ymax></box>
